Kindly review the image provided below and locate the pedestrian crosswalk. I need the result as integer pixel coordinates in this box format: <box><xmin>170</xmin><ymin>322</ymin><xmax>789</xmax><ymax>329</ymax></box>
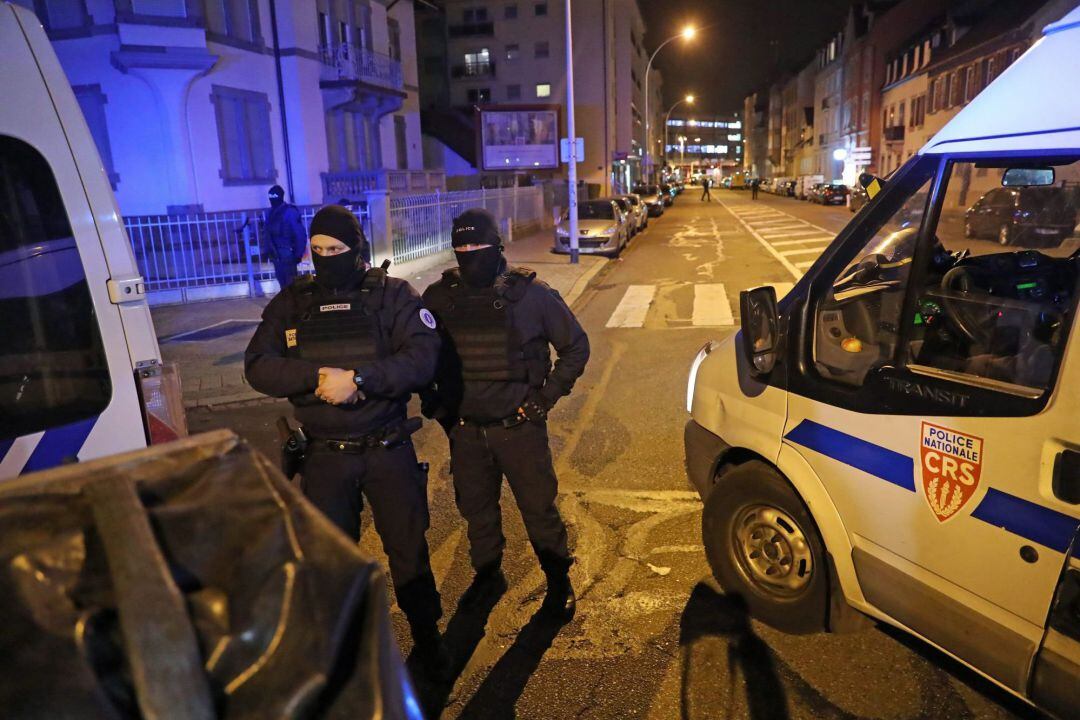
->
<box><xmin>605</xmin><ymin>281</ymin><xmax>794</xmax><ymax>329</ymax></box>
<box><xmin>720</xmin><ymin>199</ymin><xmax>839</xmax><ymax>280</ymax></box>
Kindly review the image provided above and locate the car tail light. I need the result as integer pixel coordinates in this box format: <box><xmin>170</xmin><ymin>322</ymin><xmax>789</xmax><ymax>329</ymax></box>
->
<box><xmin>135</xmin><ymin>361</ymin><xmax>188</xmax><ymax>445</ymax></box>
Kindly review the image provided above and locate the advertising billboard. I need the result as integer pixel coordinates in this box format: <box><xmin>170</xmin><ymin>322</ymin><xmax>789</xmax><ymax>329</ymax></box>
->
<box><xmin>478</xmin><ymin>105</ymin><xmax>560</xmax><ymax>170</ymax></box>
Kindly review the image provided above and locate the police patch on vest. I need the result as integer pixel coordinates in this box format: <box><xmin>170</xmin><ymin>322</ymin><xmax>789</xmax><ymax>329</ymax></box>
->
<box><xmin>285</xmin><ymin>328</ymin><xmax>297</xmax><ymax>347</ymax></box>
<box><xmin>419</xmin><ymin>308</ymin><xmax>437</xmax><ymax>329</ymax></box>
<box><xmin>319</xmin><ymin>303</ymin><xmax>352</xmax><ymax>312</ymax></box>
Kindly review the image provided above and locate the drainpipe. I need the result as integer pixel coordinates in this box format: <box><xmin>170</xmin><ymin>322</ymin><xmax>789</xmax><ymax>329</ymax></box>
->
<box><xmin>268</xmin><ymin>0</ymin><xmax>296</xmax><ymax>202</ymax></box>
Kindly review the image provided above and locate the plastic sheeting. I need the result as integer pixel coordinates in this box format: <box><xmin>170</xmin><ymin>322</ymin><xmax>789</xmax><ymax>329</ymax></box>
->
<box><xmin>0</xmin><ymin>430</ymin><xmax>421</xmax><ymax>720</ymax></box>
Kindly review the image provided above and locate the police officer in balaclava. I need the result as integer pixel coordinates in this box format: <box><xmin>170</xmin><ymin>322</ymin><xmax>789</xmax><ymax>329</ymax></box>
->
<box><xmin>245</xmin><ymin>205</ymin><xmax>447</xmax><ymax>671</ymax></box>
<box><xmin>263</xmin><ymin>185</ymin><xmax>308</xmax><ymax>289</ymax></box>
<box><xmin>422</xmin><ymin>208</ymin><xmax>590</xmax><ymax>621</ymax></box>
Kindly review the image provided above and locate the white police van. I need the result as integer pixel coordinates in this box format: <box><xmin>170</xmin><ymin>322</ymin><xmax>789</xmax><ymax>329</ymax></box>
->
<box><xmin>0</xmin><ymin>3</ymin><xmax>184</xmax><ymax>480</ymax></box>
<box><xmin>686</xmin><ymin>9</ymin><xmax>1080</xmax><ymax>718</ymax></box>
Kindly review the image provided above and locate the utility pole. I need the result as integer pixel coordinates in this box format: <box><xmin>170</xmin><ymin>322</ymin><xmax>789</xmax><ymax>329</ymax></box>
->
<box><xmin>565</xmin><ymin>0</ymin><xmax>579</xmax><ymax>263</ymax></box>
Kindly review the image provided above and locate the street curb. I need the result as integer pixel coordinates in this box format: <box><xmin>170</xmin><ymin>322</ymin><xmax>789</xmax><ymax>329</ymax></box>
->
<box><xmin>564</xmin><ymin>258</ymin><xmax>608</xmax><ymax>309</ymax></box>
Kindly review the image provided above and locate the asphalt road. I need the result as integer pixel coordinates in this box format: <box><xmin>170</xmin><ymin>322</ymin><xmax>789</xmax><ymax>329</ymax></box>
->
<box><xmin>189</xmin><ymin>189</ymin><xmax>1044</xmax><ymax>720</ymax></box>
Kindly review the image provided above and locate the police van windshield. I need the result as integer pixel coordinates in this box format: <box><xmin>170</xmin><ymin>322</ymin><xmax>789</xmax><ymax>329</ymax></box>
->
<box><xmin>814</xmin><ymin>155</ymin><xmax>1080</xmax><ymax>395</ymax></box>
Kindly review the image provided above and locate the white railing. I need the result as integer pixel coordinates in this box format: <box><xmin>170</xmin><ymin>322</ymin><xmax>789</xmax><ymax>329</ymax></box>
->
<box><xmin>319</xmin><ymin>43</ymin><xmax>403</xmax><ymax>90</ymax></box>
<box><xmin>389</xmin><ymin>186</ymin><xmax>545</xmax><ymax>264</ymax></box>
<box><xmin>322</xmin><ymin>169</ymin><xmax>446</xmax><ymax>198</ymax></box>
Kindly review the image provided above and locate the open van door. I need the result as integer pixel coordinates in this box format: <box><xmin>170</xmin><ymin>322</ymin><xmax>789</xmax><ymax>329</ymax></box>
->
<box><xmin>1030</xmin><ymin>527</ymin><xmax>1080</xmax><ymax>717</ymax></box>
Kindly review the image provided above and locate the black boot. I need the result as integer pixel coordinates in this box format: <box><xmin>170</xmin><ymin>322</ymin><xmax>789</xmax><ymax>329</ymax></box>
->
<box><xmin>541</xmin><ymin>571</ymin><xmax>575</xmax><ymax>621</ymax></box>
<box><xmin>409</xmin><ymin>619</ymin><xmax>450</xmax><ymax>680</ymax></box>
<box><xmin>461</xmin><ymin>558</ymin><xmax>508</xmax><ymax>609</ymax></box>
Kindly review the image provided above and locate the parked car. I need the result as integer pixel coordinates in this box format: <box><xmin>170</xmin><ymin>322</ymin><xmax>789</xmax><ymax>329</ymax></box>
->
<box><xmin>796</xmin><ymin>174</ymin><xmax>824</xmax><ymax>199</ymax></box>
<box><xmin>633</xmin><ymin>184</ymin><xmax>666</xmax><ymax>216</ymax></box>
<box><xmin>607</xmin><ymin>196</ymin><xmax>637</xmax><ymax>237</ymax></box>
<box><xmin>553</xmin><ymin>199</ymin><xmax>629</xmax><ymax>256</ymax></box>
<box><xmin>849</xmin><ymin>182</ymin><xmax>870</xmax><ymax>213</ymax></box>
<box><xmin>659</xmin><ymin>183</ymin><xmax>676</xmax><ymax>206</ymax></box>
<box><xmin>806</xmin><ymin>183</ymin><xmax>827</xmax><ymax>203</ymax></box>
<box><xmin>617</xmin><ymin>193</ymin><xmax>649</xmax><ymax>233</ymax></box>
<box><xmin>819</xmin><ymin>183</ymin><xmax>850</xmax><ymax>206</ymax></box>
<box><xmin>965</xmin><ymin>185</ymin><xmax>1078</xmax><ymax>246</ymax></box>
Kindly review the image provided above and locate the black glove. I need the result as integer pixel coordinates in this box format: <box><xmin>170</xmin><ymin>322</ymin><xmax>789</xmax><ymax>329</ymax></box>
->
<box><xmin>520</xmin><ymin>393</ymin><xmax>552</xmax><ymax>423</ymax></box>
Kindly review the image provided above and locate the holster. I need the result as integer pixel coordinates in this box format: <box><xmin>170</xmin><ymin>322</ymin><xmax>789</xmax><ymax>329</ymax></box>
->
<box><xmin>277</xmin><ymin>417</ymin><xmax>308</xmax><ymax>479</ymax></box>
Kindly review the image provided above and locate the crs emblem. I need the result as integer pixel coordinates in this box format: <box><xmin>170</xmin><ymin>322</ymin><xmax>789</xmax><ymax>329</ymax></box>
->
<box><xmin>919</xmin><ymin>422</ymin><xmax>984</xmax><ymax>522</ymax></box>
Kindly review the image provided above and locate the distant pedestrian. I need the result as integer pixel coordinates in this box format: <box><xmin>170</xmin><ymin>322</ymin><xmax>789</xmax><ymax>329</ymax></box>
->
<box><xmin>751</xmin><ymin>179</ymin><xmax>760</xmax><ymax>200</ymax></box>
<box><xmin>700</xmin><ymin>177</ymin><xmax>712</xmax><ymax>202</ymax></box>
<box><xmin>263</xmin><ymin>185</ymin><xmax>308</xmax><ymax>290</ymax></box>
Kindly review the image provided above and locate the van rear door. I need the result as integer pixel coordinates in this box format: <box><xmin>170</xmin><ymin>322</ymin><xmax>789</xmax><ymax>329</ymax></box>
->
<box><xmin>0</xmin><ymin>5</ymin><xmax>146</xmax><ymax>477</ymax></box>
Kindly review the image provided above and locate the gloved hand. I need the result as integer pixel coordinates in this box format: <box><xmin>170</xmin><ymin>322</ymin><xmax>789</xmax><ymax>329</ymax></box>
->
<box><xmin>519</xmin><ymin>393</ymin><xmax>552</xmax><ymax>423</ymax></box>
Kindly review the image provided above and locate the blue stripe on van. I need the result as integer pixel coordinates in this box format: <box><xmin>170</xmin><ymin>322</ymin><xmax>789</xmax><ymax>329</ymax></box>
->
<box><xmin>21</xmin><ymin>417</ymin><xmax>97</xmax><ymax>475</ymax></box>
<box><xmin>784</xmin><ymin>419</ymin><xmax>1079</xmax><ymax>553</ymax></box>
<box><xmin>971</xmin><ymin>488</ymin><xmax>1078</xmax><ymax>554</ymax></box>
<box><xmin>0</xmin><ymin>438</ymin><xmax>14</xmax><ymax>466</ymax></box>
<box><xmin>784</xmin><ymin>419</ymin><xmax>916</xmax><ymax>491</ymax></box>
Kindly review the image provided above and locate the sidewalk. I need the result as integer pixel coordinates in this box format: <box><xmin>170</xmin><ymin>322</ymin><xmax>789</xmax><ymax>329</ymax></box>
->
<box><xmin>152</xmin><ymin>229</ymin><xmax>607</xmax><ymax>409</ymax></box>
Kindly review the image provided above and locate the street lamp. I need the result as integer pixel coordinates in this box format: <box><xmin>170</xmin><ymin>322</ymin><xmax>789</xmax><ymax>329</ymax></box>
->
<box><xmin>644</xmin><ymin>24</ymin><xmax>696</xmax><ymax>183</ymax></box>
<box><xmin>663</xmin><ymin>94</ymin><xmax>694</xmax><ymax>169</ymax></box>
<box><xmin>564</xmin><ymin>0</ymin><xmax>580</xmax><ymax>263</ymax></box>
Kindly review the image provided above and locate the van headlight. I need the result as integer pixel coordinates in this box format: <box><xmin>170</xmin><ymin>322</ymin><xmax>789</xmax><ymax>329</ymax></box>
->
<box><xmin>687</xmin><ymin>340</ymin><xmax>719</xmax><ymax>413</ymax></box>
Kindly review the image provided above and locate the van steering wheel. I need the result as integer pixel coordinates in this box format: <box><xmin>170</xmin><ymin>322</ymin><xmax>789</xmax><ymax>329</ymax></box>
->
<box><xmin>940</xmin><ymin>265</ymin><xmax>990</xmax><ymax>346</ymax></box>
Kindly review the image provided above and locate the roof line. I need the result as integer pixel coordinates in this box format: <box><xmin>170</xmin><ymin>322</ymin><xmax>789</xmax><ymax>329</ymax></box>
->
<box><xmin>928</xmin><ymin>124</ymin><xmax>1080</xmax><ymax>149</ymax></box>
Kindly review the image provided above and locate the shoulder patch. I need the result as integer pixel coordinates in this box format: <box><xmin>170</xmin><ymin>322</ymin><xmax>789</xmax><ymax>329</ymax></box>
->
<box><xmin>419</xmin><ymin>308</ymin><xmax>437</xmax><ymax>329</ymax></box>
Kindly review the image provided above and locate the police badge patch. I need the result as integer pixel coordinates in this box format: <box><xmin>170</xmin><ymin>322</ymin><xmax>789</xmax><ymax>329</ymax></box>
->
<box><xmin>419</xmin><ymin>309</ymin><xmax>437</xmax><ymax>329</ymax></box>
<box><xmin>919</xmin><ymin>422</ymin><xmax>984</xmax><ymax>522</ymax></box>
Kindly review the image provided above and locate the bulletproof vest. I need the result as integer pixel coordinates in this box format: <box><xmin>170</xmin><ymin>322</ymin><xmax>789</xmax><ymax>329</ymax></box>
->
<box><xmin>438</xmin><ymin>267</ymin><xmax>545</xmax><ymax>383</ymax></box>
<box><xmin>287</xmin><ymin>269</ymin><xmax>387</xmax><ymax>370</ymax></box>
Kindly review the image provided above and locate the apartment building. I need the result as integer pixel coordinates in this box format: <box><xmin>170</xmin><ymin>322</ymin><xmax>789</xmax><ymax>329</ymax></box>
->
<box><xmin>742</xmin><ymin>90</ymin><xmax>768</xmax><ymax>178</ymax></box>
<box><xmin>664</xmin><ymin>114</ymin><xmax>742</xmax><ymax>175</ymax></box>
<box><xmin>813</xmin><ymin>32</ymin><xmax>844</xmax><ymax>181</ymax></box>
<box><xmin>780</xmin><ymin>63</ymin><xmax>815</xmax><ymax>178</ymax></box>
<box><xmin>15</xmin><ymin>0</ymin><xmax>437</xmax><ymax>215</ymax></box>
<box><xmin>432</xmin><ymin>0</ymin><xmax>663</xmax><ymax>193</ymax></box>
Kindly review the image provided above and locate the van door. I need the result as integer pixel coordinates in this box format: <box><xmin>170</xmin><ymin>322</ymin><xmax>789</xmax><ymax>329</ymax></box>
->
<box><xmin>0</xmin><ymin>8</ymin><xmax>146</xmax><ymax>477</ymax></box>
<box><xmin>782</xmin><ymin>154</ymin><xmax>1080</xmax><ymax>693</ymax></box>
<box><xmin>1030</xmin><ymin>527</ymin><xmax>1080</xmax><ymax>717</ymax></box>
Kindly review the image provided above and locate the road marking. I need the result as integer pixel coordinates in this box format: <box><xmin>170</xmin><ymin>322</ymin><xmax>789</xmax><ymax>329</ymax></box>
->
<box><xmin>770</xmin><ymin>237</ymin><xmax>833</xmax><ymax>246</ymax></box>
<box><xmin>719</xmin><ymin>199</ymin><xmax>804</xmax><ymax>280</ymax></box>
<box><xmin>772</xmin><ymin>281</ymin><xmax>796</xmax><ymax>298</ymax></box>
<box><xmin>606</xmin><ymin>285</ymin><xmax>656</xmax><ymax>327</ymax></box>
<box><xmin>781</xmin><ymin>247</ymin><xmax>826</xmax><ymax>257</ymax></box>
<box><xmin>692</xmin><ymin>283</ymin><xmax>735</xmax><ymax>326</ymax></box>
<box><xmin>746</xmin><ymin>218</ymin><xmax>801</xmax><ymax>226</ymax></box>
<box><xmin>795</xmin><ymin>260</ymin><xmax>816</xmax><ymax>269</ymax></box>
<box><xmin>759</xmin><ymin>228</ymin><xmax>824</xmax><ymax>238</ymax></box>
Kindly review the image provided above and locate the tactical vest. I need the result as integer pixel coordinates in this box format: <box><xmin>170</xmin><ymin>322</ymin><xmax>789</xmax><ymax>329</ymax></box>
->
<box><xmin>437</xmin><ymin>267</ymin><xmax>549</xmax><ymax>383</ymax></box>
<box><xmin>286</xmin><ymin>269</ymin><xmax>387</xmax><ymax>378</ymax></box>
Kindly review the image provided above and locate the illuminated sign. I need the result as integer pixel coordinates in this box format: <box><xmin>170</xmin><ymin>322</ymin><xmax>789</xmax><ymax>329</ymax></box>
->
<box><xmin>478</xmin><ymin>105</ymin><xmax>560</xmax><ymax>170</ymax></box>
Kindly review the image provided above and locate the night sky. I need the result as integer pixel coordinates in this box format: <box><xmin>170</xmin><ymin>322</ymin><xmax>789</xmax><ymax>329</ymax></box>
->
<box><xmin>639</xmin><ymin>0</ymin><xmax>853</xmax><ymax>115</ymax></box>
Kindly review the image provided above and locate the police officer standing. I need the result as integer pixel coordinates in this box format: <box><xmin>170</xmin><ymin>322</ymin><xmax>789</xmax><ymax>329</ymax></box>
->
<box><xmin>422</xmin><ymin>209</ymin><xmax>589</xmax><ymax>620</ymax></box>
<box><xmin>264</xmin><ymin>185</ymin><xmax>308</xmax><ymax>289</ymax></box>
<box><xmin>245</xmin><ymin>205</ymin><xmax>446</xmax><ymax>668</ymax></box>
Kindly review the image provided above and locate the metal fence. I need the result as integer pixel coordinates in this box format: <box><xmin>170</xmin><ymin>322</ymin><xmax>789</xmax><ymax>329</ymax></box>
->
<box><xmin>389</xmin><ymin>186</ymin><xmax>545</xmax><ymax>264</ymax></box>
<box><xmin>124</xmin><ymin>204</ymin><xmax>369</xmax><ymax>300</ymax></box>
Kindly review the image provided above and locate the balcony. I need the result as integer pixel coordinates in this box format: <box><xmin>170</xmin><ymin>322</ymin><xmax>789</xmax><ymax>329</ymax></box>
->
<box><xmin>319</xmin><ymin>43</ymin><xmax>403</xmax><ymax>92</ymax></box>
<box><xmin>884</xmin><ymin>125</ymin><xmax>906</xmax><ymax>142</ymax></box>
<box><xmin>322</xmin><ymin>169</ymin><xmax>447</xmax><ymax>198</ymax></box>
<box><xmin>451</xmin><ymin>60</ymin><xmax>495</xmax><ymax>79</ymax></box>
<box><xmin>448</xmin><ymin>21</ymin><xmax>494</xmax><ymax>38</ymax></box>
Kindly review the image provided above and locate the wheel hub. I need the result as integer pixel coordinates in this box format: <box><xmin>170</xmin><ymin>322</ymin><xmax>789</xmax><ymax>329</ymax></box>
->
<box><xmin>731</xmin><ymin>504</ymin><xmax>814</xmax><ymax>597</ymax></box>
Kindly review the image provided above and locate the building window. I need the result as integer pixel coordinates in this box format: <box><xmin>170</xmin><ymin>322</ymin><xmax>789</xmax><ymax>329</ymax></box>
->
<box><xmin>950</xmin><ymin>70</ymin><xmax>963</xmax><ymax>106</ymax></box>
<box><xmin>505</xmin><ymin>43</ymin><xmax>520</xmax><ymax>61</ymax></box>
<box><xmin>394</xmin><ymin>115</ymin><xmax>408</xmax><ymax>170</ymax></box>
<box><xmin>21</xmin><ymin>0</ymin><xmax>89</xmax><ymax>30</ymax></box>
<box><xmin>534</xmin><ymin>40</ymin><xmax>549</xmax><ymax>59</ymax></box>
<box><xmin>72</xmin><ymin>85</ymin><xmax>119</xmax><ymax>189</ymax></box>
<box><xmin>897</xmin><ymin>101</ymin><xmax>905</xmax><ymax>127</ymax></box>
<box><xmin>318</xmin><ymin>10</ymin><xmax>329</xmax><ymax>46</ymax></box>
<box><xmin>464</xmin><ymin>48</ymin><xmax>491</xmax><ymax>75</ymax></box>
<box><xmin>535</xmin><ymin>83</ymin><xmax>551</xmax><ymax>98</ymax></box>
<box><xmin>507</xmin><ymin>84</ymin><xmax>521</xmax><ymax>100</ymax></box>
<box><xmin>131</xmin><ymin>0</ymin><xmax>187</xmax><ymax>18</ymax></box>
<box><xmin>467</xmin><ymin>88</ymin><xmax>491</xmax><ymax>104</ymax></box>
<box><xmin>463</xmin><ymin>7</ymin><xmax>489</xmax><ymax>22</ymax></box>
<box><xmin>202</xmin><ymin>0</ymin><xmax>258</xmax><ymax>44</ymax></box>
<box><xmin>210</xmin><ymin>85</ymin><xmax>276</xmax><ymax>185</ymax></box>
<box><xmin>504</xmin><ymin>3</ymin><xmax>517</xmax><ymax>19</ymax></box>
<box><xmin>534</xmin><ymin>2</ymin><xmax>547</xmax><ymax>16</ymax></box>
<box><xmin>964</xmin><ymin>65</ymin><xmax>976</xmax><ymax>102</ymax></box>
<box><xmin>388</xmin><ymin>19</ymin><xmax>402</xmax><ymax>61</ymax></box>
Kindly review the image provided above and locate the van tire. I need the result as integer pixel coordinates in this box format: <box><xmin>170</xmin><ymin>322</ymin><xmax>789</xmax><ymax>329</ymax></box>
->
<box><xmin>702</xmin><ymin>461</ymin><xmax>828</xmax><ymax>634</ymax></box>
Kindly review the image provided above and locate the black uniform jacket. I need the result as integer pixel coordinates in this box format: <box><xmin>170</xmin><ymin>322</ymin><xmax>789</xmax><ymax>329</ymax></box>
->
<box><xmin>423</xmin><ymin>267</ymin><xmax>590</xmax><ymax>423</ymax></box>
<box><xmin>245</xmin><ymin>273</ymin><xmax>440</xmax><ymax>438</ymax></box>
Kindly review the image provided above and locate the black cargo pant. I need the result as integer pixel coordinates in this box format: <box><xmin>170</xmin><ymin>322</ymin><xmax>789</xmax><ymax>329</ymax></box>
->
<box><xmin>301</xmin><ymin>440</ymin><xmax>442</xmax><ymax>626</ymax></box>
<box><xmin>450</xmin><ymin>419</ymin><xmax>571</xmax><ymax>576</ymax></box>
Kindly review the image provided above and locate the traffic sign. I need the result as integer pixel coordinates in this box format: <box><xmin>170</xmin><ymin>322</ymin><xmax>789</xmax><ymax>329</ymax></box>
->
<box><xmin>560</xmin><ymin>137</ymin><xmax>585</xmax><ymax>163</ymax></box>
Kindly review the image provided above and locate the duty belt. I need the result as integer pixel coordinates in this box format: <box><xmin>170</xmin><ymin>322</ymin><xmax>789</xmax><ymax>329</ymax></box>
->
<box><xmin>314</xmin><ymin>417</ymin><xmax>422</xmax><ymax>453</ymax></box>
<box><xmin>460</xmin><ymin>412</ymin><xmax>527</xmax><ymax>429</ymax></box>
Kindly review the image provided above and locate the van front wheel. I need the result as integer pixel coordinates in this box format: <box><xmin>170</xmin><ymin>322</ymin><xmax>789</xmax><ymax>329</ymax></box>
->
<box><xmin>702</xmin><ymin>461</ymin><xmax>828</xmax><ymax>634</ymax></box>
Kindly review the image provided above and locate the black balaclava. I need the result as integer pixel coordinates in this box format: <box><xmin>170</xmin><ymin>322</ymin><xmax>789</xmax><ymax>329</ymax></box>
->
<box><xmin>452</xmin><ymin>208</ymin><xmax>505</xmax><ymax>288</ymax></box>
<box><xmin>308</xmin><ymin>205</ymin><xmax>371</xmax><ymax>290</ymax></box>
<box><xmin>268</xmin><ymin>184</ymin><xmax>285</xmax><ymax>208</ymax></box>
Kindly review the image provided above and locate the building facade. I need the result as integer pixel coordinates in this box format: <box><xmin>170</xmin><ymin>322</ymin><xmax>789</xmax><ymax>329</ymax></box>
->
<box><xmin>16</xmin><ymin>0</ymin><xmax>437</xmax><ymax>215</ymax></box>
<box><xmin>433</xmin><ymin>0</ymin><xmax>663</xmax><ymax>193</ymax></box>
<box><xmin>663</xmin><ymin>114</ymin><xmax>742</xmax><ymax>176</ymax></box>
<box><xmin>813</xmin><ymin>31</ymin><xmax>844</xmax><ymax>181</ymax></box>
<box><xmin>742</xmin><ymin>89</ymin><xmax>768</xmax><ymax>177</ymax></box>
<box><xmin>780</xmin><ymin>63</ymin><xmax>815</xmax><ymax>178</ymax></box>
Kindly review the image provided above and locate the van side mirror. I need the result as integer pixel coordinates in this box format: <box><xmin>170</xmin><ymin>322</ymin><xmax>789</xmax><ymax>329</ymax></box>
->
<box><xmin>739</xmin><ymin>286</ymin><xmax>779</xmax><ymax>376</ymax></box>
<box><xmin>1002</xmin><ymin>167</ymin><xmax>1054</xmax><ymax>187</ymax></box>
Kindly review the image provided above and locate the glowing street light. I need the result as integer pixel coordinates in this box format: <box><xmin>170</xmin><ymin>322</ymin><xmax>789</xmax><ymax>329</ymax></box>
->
<box><xmin>645</xmin><ymin>25</ymin><xmax>698</xmax><ymax>182</ymax></box>
<box><xmin>663</xmin><ymin>93</ymin><xmax>696</xmax><ymax>166</ymax></box>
